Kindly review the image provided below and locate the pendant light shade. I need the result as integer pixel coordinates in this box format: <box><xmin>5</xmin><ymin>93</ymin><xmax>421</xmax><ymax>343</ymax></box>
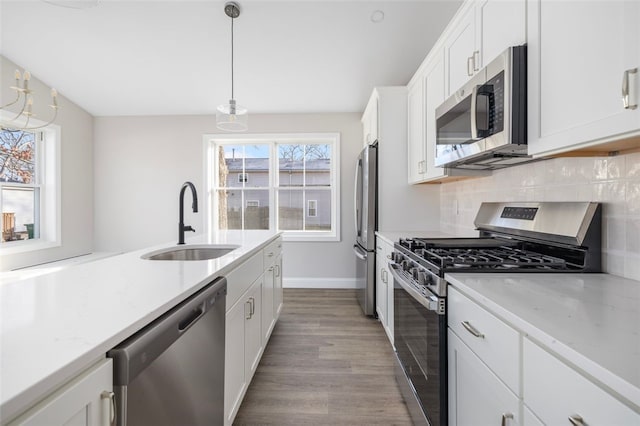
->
<box><xmin>217</xmin><ymin>2</ymin><xmax>248</xmax><ymax>132</ymax></box>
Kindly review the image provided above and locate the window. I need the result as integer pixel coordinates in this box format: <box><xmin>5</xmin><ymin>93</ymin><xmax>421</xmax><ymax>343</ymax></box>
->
<box><xmin>0</xmin><ymin>119</ymin><xmax>60</xmax><ymax>253</ymax></box>
<box><xmin>207</xmin><ymin>133</ymin><xmax>339</xmax><ymax>241</ymax></box>
<box><xmin>307</xmin><ymin>200</ymin><xmax>317</xmax><ymax>217</ymax></box>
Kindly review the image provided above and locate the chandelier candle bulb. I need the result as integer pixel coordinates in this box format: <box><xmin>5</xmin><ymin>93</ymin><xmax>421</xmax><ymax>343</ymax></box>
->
<box><xmin>51</xmin><ymin>89</ymin><xmax>58</xmax><ymax>107</ymax></box>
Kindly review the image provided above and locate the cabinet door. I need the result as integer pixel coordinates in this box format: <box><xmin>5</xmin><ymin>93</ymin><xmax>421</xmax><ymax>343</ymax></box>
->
<box><xmin>245</xmin><ymin>280</ymin><xmax>263</xmax><ymax>381</ymax></box>
<box><xmin>375</xmin><ymin>246</ymin><xmax>387</xmax><ymax>327</ymax></box>
<box><xmin>262</xmin><ymin>267</ymin><xmax>275</xmax><ymax>343</ymax></box>
<box><xmin>528</xmin><ymin>0</ymin><xmax>640</xmax><ymax>156</ymax></box>
<box><xmin>274</xmin><ymin>254</ymin><xmax>283</xmax><ymax>317</ymax></box>
<box><xmin>424</xmin><ymin>50</ymin><xmax>447</xmax><ymax>181</ymax></box>
<box><xmin>9</xmin><ymin>359</ymin><xmax>113</xmax><ymax>426</ymax></box>
<box><xmin>475</xmin><ymin>0</ymin><xmax>526</xmax><ymax>69</ymax></box>
<box><xmin>224</xmin><ymin>298</ymin><xmax>247</xmax><ymax>424</ymax></box>
<box><xmin>444</xmin><ymin>3</ymin><xmax>476</xmax><ymax>96</ymax></box>
<box><xmin>407</xmin><ymin>77</ymin><xmax>426</xmax><ymax>183</ymax></box>
<box><xmin>381</xmin><ymin>240</ymin><xmax>394</xmax><ymax>344</ymax></box>
<box><xmin>524</xmin><ymin>338</ymin><xmax>640</xmax><ymax>425</ymax></box>
<box><xmin>448</xmin><ymin>330</ymin><xmax>520</xmax><ymax>426</ymax></box>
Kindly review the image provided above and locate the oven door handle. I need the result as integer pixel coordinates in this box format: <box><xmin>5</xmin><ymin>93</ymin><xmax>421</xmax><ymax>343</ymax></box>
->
<box><xmin>388</xmin><ymin>263</ymin><xmax>445</xmax><ymax>315</ymax></box>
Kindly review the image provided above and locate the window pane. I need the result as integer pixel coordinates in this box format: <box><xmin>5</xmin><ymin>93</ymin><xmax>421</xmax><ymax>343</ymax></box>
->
<box><xmin>0</xmin><ymin>129</ymin><xmax>36</xmax><ymax>184</ymax></box>
<box><xmin>219</xmin><ymin>144</ymin><xmax>269</xmax><ymax>189</ymax></box>
<box><xmin>244</xmin><ymin>189</ymin><xmax>269</xmax><ymax>229</ymax></box>
<box><xmin>2</xmin><ymin>187</ymin><xmax>39</xmax><ymax>242</ymax></box>
<box><xmin>217</xmin><ymin>189</ymin><xmax>241</xmax><ymax>230</ymax></box>
<box><xmin>305</xmin><ymin>189</ymin><xmax>331</xmax><ymax>231</ymax></box>
<box><xmin>278</xmin><ymin>189</ymin><xmax>303</xmax><ymax>230</ymax></box>
<box><xmin>278</xmin><ymin>143</ymin><xmax>331</xmax><ymax>187</ymax></box>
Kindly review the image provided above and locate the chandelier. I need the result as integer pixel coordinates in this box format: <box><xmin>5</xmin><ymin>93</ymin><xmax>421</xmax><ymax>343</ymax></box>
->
<box><xmin>1</xmin><ymin>70</ymin><xmax>59</xmax><ymax>131</ymax></box>
<box><xmin>216</xmin><ymin>2</ymin><xmax>248</xmax><ymax>132</ymax></box>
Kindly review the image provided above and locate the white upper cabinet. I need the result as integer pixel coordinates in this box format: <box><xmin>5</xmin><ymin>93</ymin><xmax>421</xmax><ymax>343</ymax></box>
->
<box><xmin>444</xmin><ymin>2</ymin><xmax>477</xmax><ymax>97</ymax></box>
<box><xmin>407</xmin><ymin>77</ymin><xmax>426</xmax><ymax>183</ymax></box>
<box><xmin>362</xmin><ymin>95</ymin><xmax>379</xmax><ymax>146</ymax></box>
<box><xmin>475</xmin><ymin>0</ymin><xmax>526</xmax><ymax>71</ymax></box>
<box><xmin>423</xmin><ymin>51</ymin><xmax>447</xmax><ymax>181</ymax></box>
<box><xmin>444</xmin><ymin>0</ymin><xmax>526</xmax><ymax>97</ymax></box>
<box><xmin>528</xmin><ymin>0</ymin><xmax>640</xmax><ymax>156</ymax></box>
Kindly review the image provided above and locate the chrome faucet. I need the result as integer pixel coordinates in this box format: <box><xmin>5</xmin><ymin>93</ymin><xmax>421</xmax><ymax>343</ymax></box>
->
<box><xmin>178</xmin><ymin>181</ymin><xmax>198</xmax><ymax>245</ymax></box>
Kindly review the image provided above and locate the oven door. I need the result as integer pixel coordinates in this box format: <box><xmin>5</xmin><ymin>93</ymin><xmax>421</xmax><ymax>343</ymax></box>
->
<box><xmin>389</xmin><ymin>263</ymin><xmax>447</xmax><ymax>426</ymax></box>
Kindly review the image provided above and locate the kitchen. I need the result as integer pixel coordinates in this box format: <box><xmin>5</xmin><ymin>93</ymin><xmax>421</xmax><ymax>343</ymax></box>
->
<box><xmin>1</xmin><ymin>0</ymin><xmax>639</xmax><ymax>425</ymax></box>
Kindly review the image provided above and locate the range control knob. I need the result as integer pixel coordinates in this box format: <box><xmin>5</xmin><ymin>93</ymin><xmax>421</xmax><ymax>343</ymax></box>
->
<box><xmin>393</xmin><ymin>252</ymin><xmax>404</xmax><ymax>264</ymax></box>
<box><xmin>412</xmin><ymin>268</ymin><xmax>420</xmax><ymax>281</ymax></box>
<box><xmin>416</xmin><ymin>271</ymin><xmax>428</xmax><ymax>286</ymax></box>
<box><xmin>401</xmin><ymin>260</ymin><xmax>412</xmax><ymax>271</ymax></box>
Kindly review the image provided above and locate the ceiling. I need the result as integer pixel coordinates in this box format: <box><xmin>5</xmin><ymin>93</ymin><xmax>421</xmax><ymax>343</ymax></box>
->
<box><xmin>0</xmin><ymin>0</ymin><xmax>462</xmax><ymax>117</ymax></box>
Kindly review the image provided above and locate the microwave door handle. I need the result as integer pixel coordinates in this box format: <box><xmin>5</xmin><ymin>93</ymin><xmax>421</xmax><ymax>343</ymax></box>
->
<box><xmin>470</xmin><ymin>86</ymin><xmax>479</xmax><ymax>140</ymax></box>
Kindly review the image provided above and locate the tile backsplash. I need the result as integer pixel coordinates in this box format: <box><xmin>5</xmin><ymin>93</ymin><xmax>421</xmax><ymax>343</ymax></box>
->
<box><xmin>440</xmin><ymin>151</ymin><xmax>640</xmax><ymax>281</ymax></box>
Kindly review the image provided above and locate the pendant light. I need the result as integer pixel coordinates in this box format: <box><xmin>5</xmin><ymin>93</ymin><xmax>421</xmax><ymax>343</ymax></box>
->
<box><xmin>217</xmin><ymin>2</ymin><xmax>248</xmax><ymax>132</ymax></box>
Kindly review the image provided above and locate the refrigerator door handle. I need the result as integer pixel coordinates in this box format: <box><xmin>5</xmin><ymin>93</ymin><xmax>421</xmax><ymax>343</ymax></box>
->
<box><xmin>353</xmin><ymin>244</ymin><xmax>367</xmax><ymax>261</ymax></box>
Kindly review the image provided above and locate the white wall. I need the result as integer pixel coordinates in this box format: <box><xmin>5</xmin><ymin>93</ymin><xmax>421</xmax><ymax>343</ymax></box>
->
<box><xmin>440</xmin><ymin>153</ymin><xmax>640</xmax><ymax>281</ymax></box>
<box><xmin>1</xmin><ymin>56</ymin><xmax>94</xmax><ymax>271</ymax></box>
<box><xmin>93</xmin><ymin>113</ymin><xmax>367</xmax><ymax>283</ymax></box>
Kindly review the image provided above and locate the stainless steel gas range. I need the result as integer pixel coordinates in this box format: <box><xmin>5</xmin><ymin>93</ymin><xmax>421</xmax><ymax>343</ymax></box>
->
<box><xmin>389</xmin><ymin>202</ymin><xmax>602</xmax><ymax>426</ymax></box>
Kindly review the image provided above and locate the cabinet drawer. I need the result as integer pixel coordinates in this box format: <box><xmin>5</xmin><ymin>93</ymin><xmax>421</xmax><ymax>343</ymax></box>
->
<box><xmin>226</xmin><ymin>252</ymin><xmax>263</xmax><ymax>310</ymax></box>
<box><xmin>263</xmin><ymin>238</ymin><xmax>282</xmax><ymax>266</ymax></box>
<box><xmin>524</xmin><ymin>339</ymin><xmax>640</xmax><ymax>426</ymax></box>
<box><xmin>448</xmin><ymin>287</ymin><xmax>520</xmax><ymax>394</ymax></box>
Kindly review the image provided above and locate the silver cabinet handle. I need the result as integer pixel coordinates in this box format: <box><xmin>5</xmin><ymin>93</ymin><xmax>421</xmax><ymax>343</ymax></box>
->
<box><xmin>269</xmin><ymin>266</ymin><xmax>274</xmax><ymax>272</ymax></box>
<box><xmin>568</xmin><ymin>414</ymin><xmax>584</xmax><ymax>426</ymax></box>
<box><xmin>622</xmin><ymin>68</ymin><xmax>638</xmax><ymax>109</ymax></box>
<box><xmin>473</xmin><ymin>50</ymin><xmax>480</xmax><ymax>71</ymax></box>
<box><xmin>382</xmin><ymin>269</ymin><xmax>388</xmax><ymax>284</ymax></box>
<box><xmin>100</xmin><ymin>390</ymin><xmax>116</xmax><ymax>426</ymax></box>
<box><xmin>467</xmin><ymin>56</ymin><xmax>474</xmax><ymax>76</ymax></box>
<box><xmin>275</xmin><ymin>264</ymin><xmax>280</xmax><ymax>277</ymax></box>
<box><xmin>267</xmin><ymin>251</ymin><xmax>274</xmax><ymax>257</ymax></box>
<box><xmin>245</xmin><ymin>300</ymin><xmax>252</xmax><ymax>319</ymax></box>
<box><xmin>250</xmin><ymin>297</ymin><xmax>255</xmax><ymax>316</ymax></box>
<box><xmin>461</xmin><ymin>321</ymin><xmax>485</xmax><ymax>338</ymax></box>
<box><xmin>501</xmin><ymin>412</ymin><xmax>514</xmax><ymax>426</ymax></box>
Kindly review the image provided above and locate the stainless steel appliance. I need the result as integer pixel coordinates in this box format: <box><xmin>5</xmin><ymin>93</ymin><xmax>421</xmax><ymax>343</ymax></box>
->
<box><xmin>389</xmin><ymin>202</ymin><xmax>602</xmax><ymax>426</ymax></box>
<box><xmin>435</xmin><ymin>45</ymin><xmax>528</xmax><ymax>170</ymax></box>
<box><xmin>108</xmin><ymin>277</ymin><xmax>227</xmax><ymax>426</ymax></box>
<box><xmin>353</xmin><ymin>142</ymin><xmax>377</xmax><ymax>316</ymax></box>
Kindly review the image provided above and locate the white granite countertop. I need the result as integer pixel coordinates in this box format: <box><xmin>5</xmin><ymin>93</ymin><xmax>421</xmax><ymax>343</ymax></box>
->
<box><xmin>446</xmin><ymin>273</ymin><xmax>640</xmax><ymax>409</ymax></box>
<box><xmin>0</xmin><ymin>230</ymin><xmax>279</xmax><ymax>423</ymax></box>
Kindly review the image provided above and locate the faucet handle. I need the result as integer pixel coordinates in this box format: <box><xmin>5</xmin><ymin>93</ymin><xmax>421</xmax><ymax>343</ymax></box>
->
<box><xmin>183</xmin><ymin>225</ymin><xmax>196</xmax><ymax>233</ymax></box>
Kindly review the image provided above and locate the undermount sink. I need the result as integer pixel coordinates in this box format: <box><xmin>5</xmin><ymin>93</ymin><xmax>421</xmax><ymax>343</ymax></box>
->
<box><xmin>141</xmin><ymin>244</ymin><xmax>239</xmax><ymax>261</ymax></box>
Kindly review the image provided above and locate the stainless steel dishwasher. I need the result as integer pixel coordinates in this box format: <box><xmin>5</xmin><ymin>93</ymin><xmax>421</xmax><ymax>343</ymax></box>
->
<box><xmin>108</xmin><ymin>276</ymin><xmax>226</xmax><ymax>426</ymax></box>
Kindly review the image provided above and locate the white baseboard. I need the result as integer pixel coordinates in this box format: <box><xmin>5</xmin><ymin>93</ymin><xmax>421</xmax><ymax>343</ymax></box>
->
<box><xmin>283</xmin><ymin>277</ymin><xmax>358</xmax><ymax>289</ymax></box>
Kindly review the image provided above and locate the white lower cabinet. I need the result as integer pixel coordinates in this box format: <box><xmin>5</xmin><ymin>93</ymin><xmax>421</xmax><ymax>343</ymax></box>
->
<box><xmin>375</xmin><ymin>236</ymin><xmax>394</xmax><ymax>344</ymax></box>
<box><xmin>448</xmin><ymin>330</ymin><xmax>520</xmax><ymax>426</ymax></box>
<box><xmin>8</xmin><ymin>358</ymin><xmax>113</xmax><ymax>426</ymax></box>
<box><xmin>523</xmin><ymin>338</ymin><xmax>640</xmax><ymax>426</ymax></box>
<box><xmin>449</xmin><ymin>285</ymin><xmax>640</xmax><ymax>426</ymax></box>
<box><xmin>224</xmin><ymin>236</ymin><xmax>282</xmax><ymax>426</ymax></box>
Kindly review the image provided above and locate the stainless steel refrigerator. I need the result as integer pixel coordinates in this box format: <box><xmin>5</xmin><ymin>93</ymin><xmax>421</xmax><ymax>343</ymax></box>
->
<box><xmin>353</xmin><ymin>143</ymin><xmax>377</xmax><ymax>316</ymax></box>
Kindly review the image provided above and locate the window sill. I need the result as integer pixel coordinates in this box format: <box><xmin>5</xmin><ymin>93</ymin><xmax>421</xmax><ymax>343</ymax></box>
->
<box><xmin>0</xmin><ymin>239</ymin><xmax>61</xmax><ymax>256</ymax></box>
<box><xmin>282</xmin><ymin>232</ymin><xmax>339</xmax><ymax>242</ymax></box>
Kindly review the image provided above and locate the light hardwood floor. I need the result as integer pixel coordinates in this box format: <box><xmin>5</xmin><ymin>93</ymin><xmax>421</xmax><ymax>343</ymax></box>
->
<box><xmin>233</xmin><ymin>288</ymin><xmax>413</xmax><ymax>425</ymax></box>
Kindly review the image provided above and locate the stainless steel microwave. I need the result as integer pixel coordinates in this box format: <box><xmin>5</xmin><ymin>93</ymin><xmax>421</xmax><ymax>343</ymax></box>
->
<box><xmin>435</xmin><ymin>45</ymin><xmax>530</xmax><ymax>169</ymax></box>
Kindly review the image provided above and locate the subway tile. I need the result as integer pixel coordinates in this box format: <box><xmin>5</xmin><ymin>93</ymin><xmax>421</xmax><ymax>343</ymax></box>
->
<box><xmin>607</xmin><ymin>155</ymin><xmax>625</xmax><ymax>180</ymax></box>
<box><xmin>623</xmin><ymin>254</ymin><xmax>640</xmax><ymax>282</ymax></box>
<box><xmin>626</xmin><ymin>152</ymin><xmax>640</xmax><ymax>179</ymax></box>
<box><xmin>606</xmin><ymin>217</ymin><xmax>626</xmax><ymax>251</ymax></box>
<box><xmin>627</xmin><ymin>181</ymin><xmax>640</xmax><ymax>215</ymax></box>
<box><xmin>602</xmin><ymin>251</ymin><xmax>625</xmax><ymax>277</ymax></box>
<box><xmin>626</xmin><ymin>217</ymin><xmax>640</xmax><ymax>254</ymax></box>
<box><xmin>593</xmin><ymin>158</ymin><xmax>609</xmax><ymax>181</ymax></box>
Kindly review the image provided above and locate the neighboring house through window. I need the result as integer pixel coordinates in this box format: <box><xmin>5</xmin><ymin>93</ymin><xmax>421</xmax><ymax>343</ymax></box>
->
<box><xmin>0</xmin><ymin>119</ymin><xmax>60</xmax><ymax>253</ymax></box>
<box><xmin>206</xmin><ymin>133</ymin><xmax>340</xmax><ymax>241</ymax></box>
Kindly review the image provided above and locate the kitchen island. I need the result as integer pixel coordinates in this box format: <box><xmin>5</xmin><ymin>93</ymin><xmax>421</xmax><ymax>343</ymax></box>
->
<box><xmin>0</xmin><ymin>230</ymin><xmax>280</xmax><ymax>424</ymax></box>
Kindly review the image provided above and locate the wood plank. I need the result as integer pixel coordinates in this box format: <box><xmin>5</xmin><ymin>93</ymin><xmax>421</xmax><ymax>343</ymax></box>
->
<box><xmin>233</xmin><ymin>288</ymin><xmax>413</xmax><ymax>425</ymax></box>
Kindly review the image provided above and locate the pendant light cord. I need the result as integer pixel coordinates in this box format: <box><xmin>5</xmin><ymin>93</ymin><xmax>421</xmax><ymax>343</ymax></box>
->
<box><xmin>231</xmin><ymin>12</ymin><xmax>234</xmax><ymax>100</ymax></box>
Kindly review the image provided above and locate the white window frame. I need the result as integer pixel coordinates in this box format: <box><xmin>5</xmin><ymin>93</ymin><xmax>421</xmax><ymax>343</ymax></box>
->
<box><xmin>307</xmin><ymin>199</ymin><xmax>318</xmax><ymax>217</ymax></box>
<box><xmin>0</xmin><ymin>113</ymin><xmax>61</xmax><ymax>255</ymax></box>
<box><xmin>204</xmin><ymin>133</ymin><xmax>340</xmax><ymax>242</ymax></box>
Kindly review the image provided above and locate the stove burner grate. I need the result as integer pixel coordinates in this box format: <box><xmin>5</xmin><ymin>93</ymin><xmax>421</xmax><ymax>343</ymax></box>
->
<box><xmin>424</xmin><ymin>247</ymin><xmax>568</xmax><ymax>270</ymax></box>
